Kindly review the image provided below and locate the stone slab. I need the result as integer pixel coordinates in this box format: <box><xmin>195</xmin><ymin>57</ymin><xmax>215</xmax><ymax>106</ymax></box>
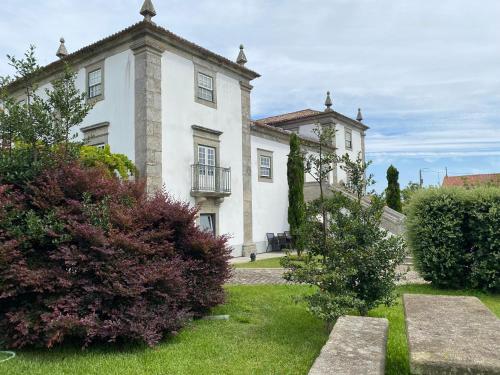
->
<box><xmin>404</xmin><ymin>294</ymin><xmax>500</xmax><ymax>375</ymax></box>
<box><xmin>308</xmin><ymin>316</ymin><xmax>388</xmax><ymax>375</ymax></box>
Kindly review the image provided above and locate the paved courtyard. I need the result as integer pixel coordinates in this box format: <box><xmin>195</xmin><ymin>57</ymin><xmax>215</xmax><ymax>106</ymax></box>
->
<box><xmin>228</xmin><ymin>265</ymin><xmax>425</xmax><ymax>285</ymax></box>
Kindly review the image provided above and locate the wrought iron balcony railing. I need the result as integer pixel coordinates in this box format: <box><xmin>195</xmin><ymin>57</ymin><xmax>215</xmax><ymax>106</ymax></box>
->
<box><xmin>191</xmin><ymin>164</ymin><xmax>231</xmax><ymax>196</ymax></box>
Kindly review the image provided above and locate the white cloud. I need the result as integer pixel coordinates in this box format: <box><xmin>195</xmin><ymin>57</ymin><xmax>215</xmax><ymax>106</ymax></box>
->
<box><xmin>1</xmin><ymin>0</ymin><xmax>499</xmax><ymax>171</ymax></box>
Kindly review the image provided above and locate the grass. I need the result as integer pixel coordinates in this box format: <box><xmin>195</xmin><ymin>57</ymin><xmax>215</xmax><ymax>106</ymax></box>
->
<box><xmin>1</xmin><ymin>285</ymin><xmax>328</xmax><ymax>375</ymax></box>
<box><xmin>233</xmin><ymin>257</ymin><xmax>284</xmax><ymax>268</ymax></box>
<box><xmin>2</xmin><ymin>284</ymin><xmax>499</xmax><ymax>375</ymax></box>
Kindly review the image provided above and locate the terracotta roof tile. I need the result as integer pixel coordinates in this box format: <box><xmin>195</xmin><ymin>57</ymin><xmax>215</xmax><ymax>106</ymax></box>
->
<box><xmin>442</xmin><ymin>173</ymin><xmax>500</xmax><ymax>187</ymax></box>
<box><xmin>7</xmin><ymin>21</ymin><xmax>259</xmax><ymax>91</ymax></box>
<box><xmin>256</xmin><ymin>109</ymin><xmax>321</xmax><ymax>125</ymax></box>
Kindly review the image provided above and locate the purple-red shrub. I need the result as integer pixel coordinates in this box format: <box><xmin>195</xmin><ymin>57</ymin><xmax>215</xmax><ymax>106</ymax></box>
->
<box><xmin>0</xmin><ymin>161</ymin><xmax>231</xmax><ymax>349</ymax></box>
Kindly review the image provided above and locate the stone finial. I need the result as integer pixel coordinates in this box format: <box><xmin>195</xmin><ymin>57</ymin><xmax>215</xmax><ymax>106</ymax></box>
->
<box><xmin>324</xmin><ymin>91</ymin><xmax>333</xmax><ymax>112</ymax></box>
<box><xmin>237</xmin><ymin>44</ymin><xmax>248</xmax><ymax>66</ymax></box>
<box><xmin>140</xmin><ymin>0</ymin><xmax>157</xmax><ymax>22</ymax></box>
<box><xmin>56</xmin><ymin>37</ymin><xmax>68</xmax><ymax>59</ymax></box>
<box><xmin>356</xmin><ymin>108</ymin><xmax>363</xmax><ymax>122</ymax></box>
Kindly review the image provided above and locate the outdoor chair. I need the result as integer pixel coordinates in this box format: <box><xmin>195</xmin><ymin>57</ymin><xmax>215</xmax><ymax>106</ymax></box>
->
<box><xmin>266</xmin><ymin>233</ymin><xmax>280</xmax><ymax>252</ymax></box>
<box><xmin>284</xmin><ymin>231</ymin><xmax>292</xmax><ymax>248</ymax></box>
<box><xmin>277</xmin><ymin>233</ymin><xmax>287</xmax><ymax>250</ymax></box>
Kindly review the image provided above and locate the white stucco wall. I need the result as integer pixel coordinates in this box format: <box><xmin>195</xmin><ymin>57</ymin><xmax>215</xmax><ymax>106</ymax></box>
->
<box><xmin>334</xmin><ymin>123</ymin><xmax>363</xmax><ymax>184</ymax></box>
<box><xmin>295</xmin><ymin>121</ymin><xmax>363</xmax><ymax>184</ymax></box>
<box><xmin>161</xmin><ymin>50</ymin><xmax>244</xmax><ymax>255</ymax></box>
<box><xmin>33</xmin><ymin>50</ymin><xmax>136</xmax><ymax>162</ymax></box>
<box><xmin>251</xmin><ymin>135</ymin><xmax>290</xmax><ymax>253</ymax></box>
<box><xmin>77</xmin><ymin>50</ymin><xmax>136</xmax><ymax>162</ymax></box>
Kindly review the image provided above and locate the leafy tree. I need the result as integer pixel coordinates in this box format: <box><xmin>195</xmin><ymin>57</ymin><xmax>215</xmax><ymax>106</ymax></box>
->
<box><xmin>386</xmin><ymin>165</ymin><xmax>402</xmax><ymax>212</ymax></box>
<box><xmin>0</xmin><ymin>47</ymin><xmax>92</xmax><ymax>184</ymax></box>
<box><xmin>401</xmin><ymin>181</ymin><xmax>421</xmax><ymax>213</ymax></box>
<box><xmin>79</xmin><ymin>144</ymin><xmax>136</xmax><ymax>179</ymax></box>
<box><xmin>304</xmin><ymin>125</ymin><xmax>338</xmax><ymax>259</ymax></box>
<box><xmin>283</xmin><ymin>155</ymin><xmax>406</xmax><ymax>322</ymax></box>
<box><xmin>287</xmin><ymin>133</ymin><xmax>305</xmax><ymax>256</ymax></box>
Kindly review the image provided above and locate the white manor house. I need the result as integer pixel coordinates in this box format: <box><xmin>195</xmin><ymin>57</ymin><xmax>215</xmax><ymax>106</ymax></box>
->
<box><xmin>8</xmin><ymin>1</ymin><xmax>376</xmax><ymax>257</ymax></box>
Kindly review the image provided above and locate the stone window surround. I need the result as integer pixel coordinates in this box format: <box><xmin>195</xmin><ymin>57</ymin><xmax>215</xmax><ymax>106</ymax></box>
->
<box><xmin>85</xmin><ymin>60</ymin><xmax>105</xmax><ymax>104</ymax></box>
<box><xmin>192</xmin><ymin>125</ymin><xmax>222</xmax><ymax>166</ymax></box>
<box><xmin>81</xmin><ymin>121</ymin><xmax>110</xmax><ymax>147</ymax></box>
<box><xmin>195</xmin><ymin>197</ymin><xmax>221</xmax><ymax>236</ymax></box>
<box><xmin>194</xmin><ymin>62</ymin><xmax>217</xmax><ymax>109</ymax></box>
<box><xmin>345</xmin><ymin>127</ymin><xmax>353</xmax><ymax>150</ymax></box>
<box><xmin>257</xmin><ymin>148</ymin><xmax>274</xmax><ymax>183</ymax></box>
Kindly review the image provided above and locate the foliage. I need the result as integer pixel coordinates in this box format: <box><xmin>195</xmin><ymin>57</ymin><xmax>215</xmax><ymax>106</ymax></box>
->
<box><xmin>283</xmin><ymin>154</ymin><xmax>406</xmax><ymax>320</ymax></box>
<box><xmin>0</xmin><ymin>47</ymin><xmax>92</xmax><ymax>185</ymax></box>
<box><xmin>2</xmin><ymin>285</ymin><xmax>332</xmax><ymax>375</ymax></box>
<box><xmin>79</xmin><ymin>145</ymin><xmax>136</xmax><ymax>179</ymax></box>
<box><xmin>0</xmin><ymin>161</ymin><xmax>231</xmax><ymax>349</ymax></box>
<box><xmin>406</xmin><ymin>187</ymin><xmax>500</xmax><ymax>291</ymax></box>
<box><xmin>386</xmin><ymin>165</ymin><xmax>402</xmax><ymax>212</ymax></box>
<box><xmin>401</xmin><ymin>181</ymin><xmax>421</xmax><ymax>213</ymax></box>
<box><xmin>287</xmin><ymin>133</ymin><xmax>305</xmax><ymax>255</ymax></box>
<box><xmin>303</xmin><ymin>125</ymin><xmax>338</xmax><ymax>256</ymax></box>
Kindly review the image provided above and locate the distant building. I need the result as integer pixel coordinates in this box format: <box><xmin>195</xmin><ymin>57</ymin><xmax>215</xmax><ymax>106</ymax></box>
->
<box><xmin>6</xmin><ymin>1</ymin><xmax>369</xmax><ymax>256</ymax></box>
<box><xmin>442</xmin><ymin>173</ymin><xmax>500</xmax><ymax>188</ymax></box>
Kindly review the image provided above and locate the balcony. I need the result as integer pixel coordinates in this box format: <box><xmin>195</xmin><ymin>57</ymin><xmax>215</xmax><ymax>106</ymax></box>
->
<box><xmin>191</xmin><ymin>164</ymin><xmax>231</xmax><ymax>198</ymax></box>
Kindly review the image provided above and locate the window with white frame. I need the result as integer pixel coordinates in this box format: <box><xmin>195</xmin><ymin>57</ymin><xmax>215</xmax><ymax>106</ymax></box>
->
<box><xmin>257</xmin><ymin>149</ymin><xmax>273</xmax><ymax>182</ymax></box>
<box><xmin>197</xmin><ymin>73</ymin><xmax>214</xmax><ymax>102</ymax></box>
<box><xmin>345</xmin><ymin>129</ymin><xmax>352</xmax><ymax>149</ymax></box>
<box><xmin>88</xmin><ymin>68</ymin><xmax>102</xmax><ymax>99</ymax></box>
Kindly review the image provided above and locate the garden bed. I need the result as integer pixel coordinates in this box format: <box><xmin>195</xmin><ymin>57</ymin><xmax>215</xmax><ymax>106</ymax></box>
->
<box><xmin>2</xmin><ymin>285</ymin><xmax>499</xmax><ymax>375</ymax></box>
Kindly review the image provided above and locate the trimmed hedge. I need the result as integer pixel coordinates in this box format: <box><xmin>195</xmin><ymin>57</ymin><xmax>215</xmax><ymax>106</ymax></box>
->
<box><xmin>406</xmin><ymin>187</ymin><xmax>499</xmax><ymax>291</ymax></box>
<box><xmin>0</xmin><ymin>161</ymin><xmax>231</xmax><ymax>349</ymax></box>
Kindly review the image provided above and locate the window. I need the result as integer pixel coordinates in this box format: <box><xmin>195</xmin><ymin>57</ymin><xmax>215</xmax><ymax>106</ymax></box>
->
<box><xmin>88</xmin><ymin>69</ymin><xmax>102</xmax><ymax>98</ymax></box>
<box><xmin>260</xmin><ymin>156</ymin><xmax>271</xmax><ymax>177</ymax></box>
<box><xmin>81</xmin><ymin>122</ymin><xmax>109</xmax><ymax>147</ymax></box>
<box><xmin>86</xmin><ymin>61</ymin><xmax>104</xmax><ymax>102</ymax></box>
<box><xmin>257</xmin><ymin>149</ymin><xmax>273</xmax><ymax>182</ymax></box>
<box><xmin>345</xmin><ymin>129</ymin><xmax>352</xmax><ymax>150</ymax></box>
<box><xmin>199</xmin><ymin>213</ymin><xmax>216</xmax><ymax>235</ymax></box>
<box><xmin>194</xmin><ymin>64</ymin><xmax>217</xmax><ymax>109</ymax></box>
<box><xmin>197</xmin><ymin>73</ymin><xmax>213</xmax><ymax>102</ymax></box>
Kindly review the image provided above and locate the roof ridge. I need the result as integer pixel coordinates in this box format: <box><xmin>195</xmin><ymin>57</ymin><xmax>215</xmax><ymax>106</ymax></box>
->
<box><xmin>7</xmin><ymin>20</ymin><xmax>259</xmax><ymax>92</ymax></box>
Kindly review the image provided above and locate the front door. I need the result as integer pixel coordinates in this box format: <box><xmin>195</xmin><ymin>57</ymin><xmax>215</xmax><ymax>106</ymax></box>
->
<box><xmin>198</xmin><ymin>145</ymin><xmax>216</xmax><ymax>191</ymax></box>
<box><xmin>200</xmin><ymin>213</ymin><xmax>216</xmax><ymax>235</ymax></box>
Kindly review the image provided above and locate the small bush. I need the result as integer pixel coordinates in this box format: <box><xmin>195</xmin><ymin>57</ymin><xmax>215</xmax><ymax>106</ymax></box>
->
<box><xmin>0</xmin><ymin>161</ymin><xmax>231</xmax><ymax>349</ymax></box>
<box><xmin>406</xmin><ymin>187</ymin><xmax>499</xmax><ymax>291</ymax></box>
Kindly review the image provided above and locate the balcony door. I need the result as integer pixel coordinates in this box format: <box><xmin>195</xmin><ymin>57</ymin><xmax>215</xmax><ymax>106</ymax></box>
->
<box><xmin>198</xmin><ymin>145</ymin><xmax>216</xmax><ymax>191</ymax></box>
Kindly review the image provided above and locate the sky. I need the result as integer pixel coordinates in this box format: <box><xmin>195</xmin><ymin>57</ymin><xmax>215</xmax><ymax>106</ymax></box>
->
<box><xmin>1</xmin><ymin>0</ymin><xmax>499</xmax><ymax>192</ymax></box>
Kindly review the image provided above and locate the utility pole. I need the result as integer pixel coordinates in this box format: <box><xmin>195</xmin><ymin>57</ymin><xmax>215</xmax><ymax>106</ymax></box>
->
<box><xmin>445</xmin><ymin>167</ymin><xmax>448</xmax><ymax>177</ymax></box>
<box><xmin>419</xmin><ymin>169</ymin><xmax>423</xmax><ymax>187</ymax></box>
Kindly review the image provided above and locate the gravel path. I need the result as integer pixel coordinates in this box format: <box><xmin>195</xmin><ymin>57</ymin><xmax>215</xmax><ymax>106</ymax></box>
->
<box><xmin>228</xmin><ymin>265</ymin><xmax>426</xmax><ymax>285</ymax></box>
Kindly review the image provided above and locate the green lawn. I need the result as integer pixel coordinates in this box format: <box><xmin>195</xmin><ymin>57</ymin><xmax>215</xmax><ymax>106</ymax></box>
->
<box><xmin>1</xmin><ymin>285</ymin><xmax>328</xmax><ymax>375</ymax></box>
<box><xmin>233</xmin><ymin>257</ymin><xmax>284</xmax><ymax>268</ymax></box>
<box><xmin>2</xmin><ymin>284</ymin><xmax>499</xmax><ymax>375</ymax></box>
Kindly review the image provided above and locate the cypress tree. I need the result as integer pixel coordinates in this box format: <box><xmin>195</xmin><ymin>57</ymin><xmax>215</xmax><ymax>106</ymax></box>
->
<box><xmin>287</xmin><ymin>133</ymin><xmax>305</xmax><ymax>255</ymax></box>
<box><xmin>386</xmin><ymin>165</ymin><xmax>402</xmax><ymax>212</ymax></box>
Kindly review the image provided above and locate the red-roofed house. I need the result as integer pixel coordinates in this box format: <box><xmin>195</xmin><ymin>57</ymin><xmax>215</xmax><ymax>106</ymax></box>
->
<box><xmin>442</xmin><ymin>174</ymin><xmax>500</xmax><ymax>188</ymax></box>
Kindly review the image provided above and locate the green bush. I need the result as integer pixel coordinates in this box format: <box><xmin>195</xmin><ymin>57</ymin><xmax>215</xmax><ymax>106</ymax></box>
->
<box><xmin>406</xmin><ymin>187</ymin><xmax>500</xmax><ymax>291</ymax></box>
